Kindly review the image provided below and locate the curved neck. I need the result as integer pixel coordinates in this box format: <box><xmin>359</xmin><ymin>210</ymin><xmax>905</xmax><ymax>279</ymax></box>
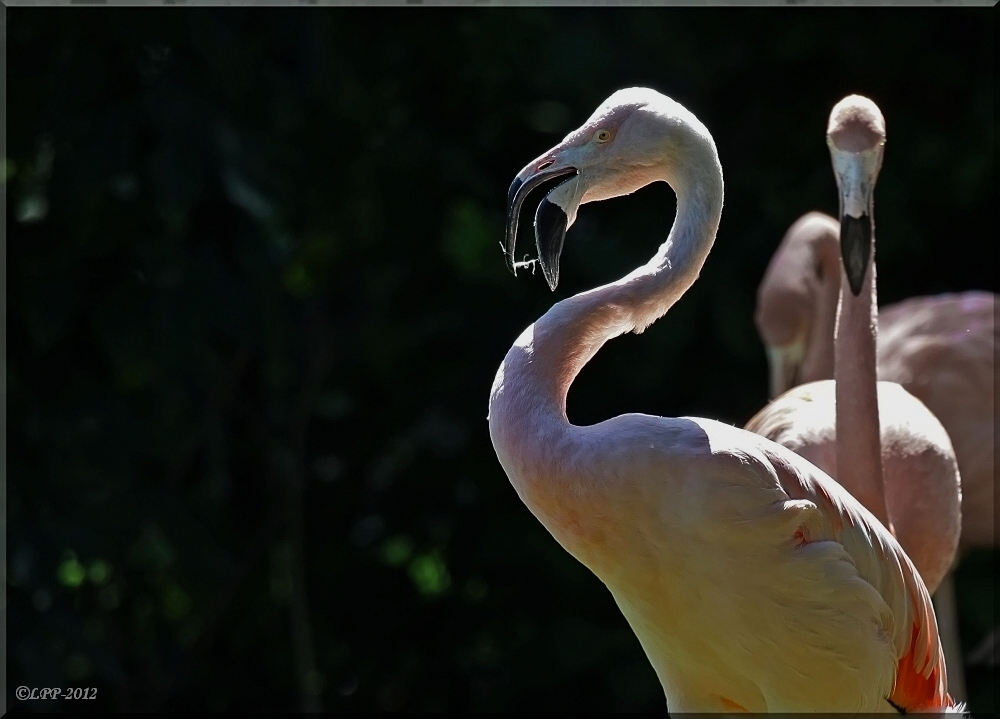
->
<box><xmin>800</xmin><ymin>236</ymin><xmax>841</xmax><ymax>384</ymax></box>
<box><xmin>833</xmin><ymin>240</ymin><xmax>889</xmax><ymax>528</ymax></box>
<box><xmin>490</xmin><ymin>157</ymin><xmax>724</xmax><ymax>448</ymax></box>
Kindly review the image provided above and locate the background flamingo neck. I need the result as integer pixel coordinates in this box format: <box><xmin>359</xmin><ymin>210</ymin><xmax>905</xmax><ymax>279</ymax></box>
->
<box><xmin>800</xmin><ymin>236</ymin><xmax>842</xmax><ymax>384</ymax></box>
<box><xmin>834</xmin><ymin>251</ymin><xmax>889</xmax><ymax>527</ymax></box>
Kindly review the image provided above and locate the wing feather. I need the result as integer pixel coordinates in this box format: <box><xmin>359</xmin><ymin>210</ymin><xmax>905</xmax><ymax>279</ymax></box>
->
<box><xmin>764</xmin><ymin>444</ymin><xmax>958</xmax><ymax>712</ymax></box>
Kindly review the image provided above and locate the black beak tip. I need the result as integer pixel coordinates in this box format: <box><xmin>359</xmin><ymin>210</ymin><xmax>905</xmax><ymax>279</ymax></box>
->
<box><xmin>504</xmin><ymin>177</ymin><xmax>525</xmax><ymax>274</ymax></box>
<box><xmin>535</xmin><ymin>197</ymin><xmax>568</xmax><ymax>294</ymax></box>
<box><xmin>839</xmin><ymin>213</ymin><xmax>872</xmax><ymax>296</ymax></box>
<box><xmin>543</xmin><ymin>269</ymin><xmax>559</xmax><ymax>292</ymax></box>
<box><xmin>503</xmin><ymin>246</ymin><xmax>516</xmax><ymax>275</ymax></box>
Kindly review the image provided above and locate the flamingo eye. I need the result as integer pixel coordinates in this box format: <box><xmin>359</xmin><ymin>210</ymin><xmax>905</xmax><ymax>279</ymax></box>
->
<box><xmin>596</xmin><ymin>129</ymin><xmax>612</xmax><ymax>143</ymax></box>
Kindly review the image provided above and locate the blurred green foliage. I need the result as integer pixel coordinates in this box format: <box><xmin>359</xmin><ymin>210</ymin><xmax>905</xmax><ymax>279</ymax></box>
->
<box><xmin>6</xmin><ymin>7</ymin><xmax>994</xmax><ymax>713</ymax></box>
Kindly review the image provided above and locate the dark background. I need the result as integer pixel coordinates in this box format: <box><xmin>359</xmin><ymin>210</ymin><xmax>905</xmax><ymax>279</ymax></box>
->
<box><xmin>5</xmin><ymin>7</ymin><xmax>995</xmax><ymax>713</ymax></box>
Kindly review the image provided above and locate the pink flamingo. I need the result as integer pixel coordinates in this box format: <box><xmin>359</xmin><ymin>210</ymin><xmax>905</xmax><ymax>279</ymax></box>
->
<box><xmin>755</xmin><ymin>237</ymin><xmax>994</xmax><ymax>554</ymax></box>
<box><xmin>753</xmin><ymin>99</ymin><xmax>995</xmax><ymax>698</ymax></box>
<box><xmin>755</xmin><ymin>229</ymin><xmax>993</xmax><ymax>553</ymax></box>
<box><xmin>489</xmin><ymin>88</ymin><xmax>960</xmax><ymax>712</ymax></box>
<box><xmin>748</xmin><ymin>96</ymin><xmax>964</xmax><ymax>593</ymax></box>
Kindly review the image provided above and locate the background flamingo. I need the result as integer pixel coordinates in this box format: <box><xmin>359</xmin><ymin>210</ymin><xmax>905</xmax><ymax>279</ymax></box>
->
<box><xmin>755</xmin><ymin>180</ymin><xmax>996</xmax><ymax>692</ymax></box>
<box><xmin>755</xmin><ymin>220</ymin><xmax>995</xmax><ymax>553</ymax></box>
<box><xmin>746</xmin><ymin>95</ymin><xmax>963</xmax><ymax>695</ymax></box>
<box><xmin>489</xmin><ymin>88</ymin><xmax>958</xmax><ymax>712</ymax></box>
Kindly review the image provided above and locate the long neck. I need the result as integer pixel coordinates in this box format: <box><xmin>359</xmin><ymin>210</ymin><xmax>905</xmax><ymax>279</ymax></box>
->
<box><xmin>799</xmin><ymin>238</ymin><xmax>841</xmax><ymax>384</ymax></box>
<box><xmin>833</xmin><ymin>241</ymin><xmax>889</xmax><ymax>528</ymax></box>
<box><xmin>489</xmin><ymin>156</ymin><xmax>724</xmax><ymax>461</ymax></box>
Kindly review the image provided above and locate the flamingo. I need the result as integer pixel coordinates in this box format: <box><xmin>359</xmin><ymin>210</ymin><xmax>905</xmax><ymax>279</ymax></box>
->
<box><xmin>754</xmin><ymin>224</ymin><xmax>994</xmax><ymax>554</ymax></box>
<box><xmin>752</xmin><ymin>104</ymin><xmax>996</xmax><ymax>695</ymax></box>
<box><xmin>745</xmin><ymin>95</ymin><xmax>964</xmax><ymax>697</ymax></box>
<box><xmin>488</xmin><ymin>87</ymin><xmax>961</xmax><ymax>712</ymax></box>
<box><xmin>747</xmin><ymin>97</ymin><xmax>964</xmax><ymax>594</ymax></box>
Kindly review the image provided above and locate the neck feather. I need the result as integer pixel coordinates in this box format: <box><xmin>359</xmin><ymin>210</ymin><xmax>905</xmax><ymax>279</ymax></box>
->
<box><xmin>489</xmin><ymin>151</ymin><xmax>724</xmax><ymax>462</ymax></box>
<box><xmin>833</xmin><ymin>245</ymin><xmax>889</xmax><ymax>527</ymax></box>
<box><xmin>800</xmin><ymin>235</ymin><xmax>841</xmax><ymax>384</ymax></box>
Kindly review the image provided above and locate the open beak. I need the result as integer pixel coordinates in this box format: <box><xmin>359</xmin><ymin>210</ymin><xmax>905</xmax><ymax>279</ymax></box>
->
<box><xmin>765</xmin><ymin>342</ymin><xmax>805</xmax><ymax>398</ymax></box>
<box><xmin>829</xmin><ymin>146</ymin><xmax>882</xmax><ymax>296</ymax></box>
<box><xmin>505</xmin><ymin>163</ymin><xmax>578</xmax><ymax>290</ymax></box>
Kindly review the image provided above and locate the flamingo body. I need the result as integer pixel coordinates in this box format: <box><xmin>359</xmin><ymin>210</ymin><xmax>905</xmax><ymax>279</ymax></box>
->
<box><xmin>877</xmin><ymin>292</ymin><xmax>996</xmax><ymax>548</ymax></box>
<box><xmin>492</xmin><ymin>375</ymin><xmax>948</xmax><ymax>711</ymax></box>
<box><xmin>746</xmin><ymin>380</ymin><xmax>961</xmax><ymax>593</ymax></box>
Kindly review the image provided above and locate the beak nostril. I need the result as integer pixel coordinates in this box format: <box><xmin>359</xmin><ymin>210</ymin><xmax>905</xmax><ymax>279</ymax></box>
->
<box><xmin>538</xmin><ymin>160</ymin><xmax>554</xmax><ymax>171</ymax></box>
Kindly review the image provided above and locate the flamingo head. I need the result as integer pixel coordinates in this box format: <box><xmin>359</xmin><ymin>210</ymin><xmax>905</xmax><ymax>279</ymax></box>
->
<box><xmin>827</xmin><ymin>95</ymin><xmax>886</xmax><ymax>296</ymax></box>
<box><xmin>505</xmin><ymin>87</ymin><xmax>717</xmax><ymax>290</ymax></box>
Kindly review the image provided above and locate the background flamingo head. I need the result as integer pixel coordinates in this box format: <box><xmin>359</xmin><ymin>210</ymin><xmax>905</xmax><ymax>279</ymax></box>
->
<box><xmin>827</xmin><ymin>95</ymin><xmax>886</xmax><ymax>295</ymax></box>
